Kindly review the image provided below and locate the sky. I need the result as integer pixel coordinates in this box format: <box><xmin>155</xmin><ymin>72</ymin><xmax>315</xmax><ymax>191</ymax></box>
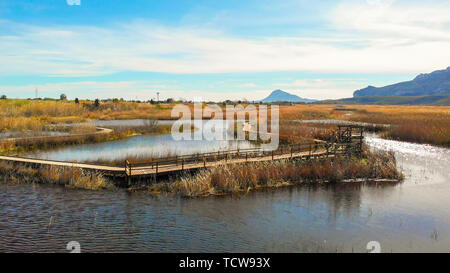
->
<box><xmin>0</xmin><ymin>0</ymin><xmax>449</xmax><ymax>101</ymax></box>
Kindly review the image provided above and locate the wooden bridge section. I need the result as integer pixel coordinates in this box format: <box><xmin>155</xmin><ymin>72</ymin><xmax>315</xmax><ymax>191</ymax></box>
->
<box><xmin>0</xmin><ymin>125</ymin><xmax>364</xmax><ymax>183</ymax></box>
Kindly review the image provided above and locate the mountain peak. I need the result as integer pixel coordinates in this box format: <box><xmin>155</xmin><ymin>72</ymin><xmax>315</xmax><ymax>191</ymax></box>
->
<box><xmin>261</xmin><ymin>89</ymin><xmax>317</xmax><ymax>103</ymax></box>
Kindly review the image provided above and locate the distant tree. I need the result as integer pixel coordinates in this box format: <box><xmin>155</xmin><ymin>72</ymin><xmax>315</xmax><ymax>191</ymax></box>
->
<box><xmin>60</xmin><ymin>93</ymin><xmax>67</xmax><ymax>101</ymax></box>
<box><xmin>0</xmin><ymin>94</ymin><xmax>6</xmax><ymax>100</ymax></box>
<box><xmin>112</xmin><ymin>98</ymin><xmax>119</xmax><ymax>103</ymax></box>
<box><xmin>149</xmin><ymin>99</ymin><xmax>155</xmax><ymax>104</ymax></box>
<box><xmin>74</xmin><ymin>98</ymin><xmax>79</xmax><ymax>104</ymax></box>
<box><xmin>94</xmin><ymin>99</ymin><xmax>100</xmax><ymax>107</ymax></box>
<box><xmin>166</xmin><ymin>98</ymin><xmax>174</xmax><ymax>103</ymax></box>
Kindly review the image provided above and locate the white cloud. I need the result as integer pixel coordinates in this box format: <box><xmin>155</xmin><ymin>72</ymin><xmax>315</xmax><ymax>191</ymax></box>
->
<box><xmin>1</xmin><ymin>1</ymin><xmax>450</xmax><ymax>100</ymax></box>
<box><xmin>332</xmin><ymin>0</ymin><xmax>450</xmax><ymax>44</ymax></box>
<box><xmin>0</xmin><ymin>81</ymin><xmax>269</xmax><ymax>102</ymax></box>
<box><xmin>235</xmin><ymin>83</ymin><xmax>258</xmax><ymax>88</ymax></box>
<box><xmin>1</xmin><ymin>1</ymin><xmax>450</xmax><ymax>78</ymax></box>
<box><xmin>275</xmin><ymin>78</ymin><xmax>366</xmax><ymax>99</ymax></box>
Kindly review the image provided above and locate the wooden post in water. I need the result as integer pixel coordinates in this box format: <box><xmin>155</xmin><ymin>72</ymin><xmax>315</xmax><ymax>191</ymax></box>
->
<box><xmin>125</xmin><ymin>160</ymin><xmax>131</xmax><ymax>186</ymax></box>
<box><xmin>359</xmin><ymin>127</ymin><xmax>363</xmax><ymax>156</ymax></box>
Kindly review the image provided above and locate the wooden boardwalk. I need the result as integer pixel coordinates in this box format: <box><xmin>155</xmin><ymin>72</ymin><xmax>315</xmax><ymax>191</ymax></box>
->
<box><xmin>0</xmin><ymin>125</ymin><xmax>364</xmax><ymax>181</ymax></box>
<box><xmin>0</xmin><ymin>155</ymin><xmax>124</xmax><ymax>173</ymax></box>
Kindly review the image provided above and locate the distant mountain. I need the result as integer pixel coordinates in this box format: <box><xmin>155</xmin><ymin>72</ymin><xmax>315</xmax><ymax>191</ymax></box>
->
<box><xmin>261</xmin><ymin>89</ymin><xmax>317</xmax><ymax>103</ymax></box>
<box><xmin>319</xmin><ymin>95</ymin><xmax>450</xmax><ymax>106</ymax></box>
<box><xmin>354</xmin><ymin>67</ymin><xmax>450</xmax><ymax>97</ymax></box>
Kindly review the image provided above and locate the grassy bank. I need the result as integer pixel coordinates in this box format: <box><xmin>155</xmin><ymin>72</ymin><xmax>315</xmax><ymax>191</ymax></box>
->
<box><xmin>138</xmin><ymin>147</ymin><xmax>403</xmax><ymax>197</ymax></box>
<box><xmin>2</xmin><ymin>99</ymin><xmax>448</xmax><ymax>147</ymax></box>
<box><xmin>0</xmin><ymin>161</ymin><xmax>114</xmax><ymax>190</ymax></box>
<box><xmin>346</xmin><ymin>106</ymin><xmax>450</xmax><ymax>146</ymax></box>
<box><xmin>0</xmin><ymin>122</ymin><xmax>172</xmax><ymax>156</ymax></box>
<box><xmin>0</xmin><ymin>99</ymin><xmax>177</xmax><ymax>132</ymax></box>
<box><xmin>278</xmin><ymin>104</ymin><xmax>450</xmax><ymax>146</ymax></box>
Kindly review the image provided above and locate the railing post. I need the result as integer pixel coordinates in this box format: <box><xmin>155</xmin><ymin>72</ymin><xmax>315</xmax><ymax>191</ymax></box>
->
<box><xmin>290</xmin><ymin>147</ymin><xmax>293</xmax><ymax>158</ymax></box>
<box><xmin>203</xmin><ymin>157</ymin><xmax>206</xmax><ymax>168</ymax></box>
<box><xmin>156</xmin><ymin>160</ymin><xmax>158</xmax><ymax>174</ymax></box>
<box><xmin>272</xmin><ymin>150</ymin><xmax>274</xmax><ymax>160</ymax></box>
<box><xmin>125</xmin><ymin>160</ymin><xmax>130</xmax><ymax>175</ymax></box>
<box><xmin>182</xmin><ymin>159</ymin><xmax>184</xmax><ymax>170</ymax></box>
<box><xmin>246</xmin><ymin>152</ymin><xmax>248</xmax><ymax>161</ymax></box>
<box><xmin>359</xmin><ymin>127</ymin><xmax>363</xmax><ymax>156</ymax></box>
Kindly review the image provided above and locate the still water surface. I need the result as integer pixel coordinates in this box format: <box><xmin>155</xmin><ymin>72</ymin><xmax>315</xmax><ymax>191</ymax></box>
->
<box><xmin>26</xmin><ymin>134</ymin><xmax>258</xmax><ymax>162</ymax></box>
<box><xmin>1</xmin><ymin>135</ymin><xmax>450</xmax><ymax>252</ymax></box>
<box><xmin>26</xmin><ymin>119</ymin><xmax>256</xmax><ymax>162</ymax></box>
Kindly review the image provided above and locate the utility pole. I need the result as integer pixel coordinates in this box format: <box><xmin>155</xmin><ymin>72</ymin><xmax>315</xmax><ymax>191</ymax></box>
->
<box><xmin>35</xmin><ymin>88</ymin><xmax>38</xmax><ymax>99</ymax></box>
<box><xmin>156</xmin><ymin>92</ymin><xmax>160</xmax><ymax>103</ymax></box>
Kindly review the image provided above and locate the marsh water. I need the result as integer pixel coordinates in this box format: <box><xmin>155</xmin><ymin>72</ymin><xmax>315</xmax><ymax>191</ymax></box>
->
<box><xmin>26</xmin><ymin>134</ymin><xmax>258</xmax><ymax>163</ymax></box>
<box><xmin>26</xmin><ymin>119</ymin><xmax>257</xmax><ymax>162</ymax></box>
<box><xmin>1</xmin><ymin>134</ymin><xmax>450</xmax><ymax>252</ymax></box>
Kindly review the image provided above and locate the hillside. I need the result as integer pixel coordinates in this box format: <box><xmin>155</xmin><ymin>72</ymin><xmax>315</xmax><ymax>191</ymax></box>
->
<box><xmin>354</xmin><ymin>67</ymin><xmax>450</xmax><ymax>97</ymax></box>
<box><xmin>319</xmin><ymin>94</ymin><xmax>450</xmax><ymax>105</ymax></box>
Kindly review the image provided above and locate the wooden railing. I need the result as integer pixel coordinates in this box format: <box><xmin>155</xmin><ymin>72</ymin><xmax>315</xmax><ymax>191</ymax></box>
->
<box><xmin>124</xmin><ymin>141</ymin><xmax>362</xmax><ymax>176</ymax></box>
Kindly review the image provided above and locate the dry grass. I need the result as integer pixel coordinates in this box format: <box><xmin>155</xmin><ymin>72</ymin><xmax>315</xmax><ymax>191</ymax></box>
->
<box><xmin>0</xmin><ymin>99</ymin><xmax>176</xmax><ymax>132</ymax></box>
<box><xmin>278</xmin><ymin>104</ymin><xmax>450</xmax><ymax>146</ymax></box>
<box><xmin>346</xmin><ymin>105</ymin><xmax>450</xmax><ymax>146</ymax></box>
<box><xmin>2</xmin><ymin>99</ymin><xmax>448</xmax><ymax>146</ymax></box>
<box><xmin>0</xmin><ymin>161</ymin><xmax>114</xmax><ymax>190</ymax></box>
<box><xmin>142</xmin><ymin>147</ymin><xmax>402</xmax><ymax>197</ymax></box>
<box><xmin>279</xmin><ymin>120</ymin><xmax>336</xmax><ymax>144</ymax></box>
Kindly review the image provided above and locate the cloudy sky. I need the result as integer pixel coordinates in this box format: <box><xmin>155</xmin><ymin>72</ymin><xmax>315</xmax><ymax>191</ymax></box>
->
<box><xmin>1</xmin><ymin>0</ymin><xmax>449</xmax><ymax>101</ymax></box>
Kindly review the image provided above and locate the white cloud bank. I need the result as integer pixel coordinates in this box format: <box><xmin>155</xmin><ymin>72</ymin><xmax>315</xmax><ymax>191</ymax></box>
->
<box><xmin>1</xmin><ymin>0</ymin><xmax>450</xmax><ymax>77</ymax></box>
<box><xmin>1</xmin><ymin>0</ymin><xmax>450</xmax><ymax>100</ymax></box>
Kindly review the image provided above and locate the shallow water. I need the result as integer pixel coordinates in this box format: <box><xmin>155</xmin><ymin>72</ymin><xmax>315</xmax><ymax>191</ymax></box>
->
<box><xmin>0</xmin><ymin>131</ymin><xmax>71</xmax><ymax>139</ymax></box>
<box><xmin>26</xmin><ymin>119</ymin><xmax>256</xmax><ymax>162</ymax></box>
<box><xmin>1</xmin><ymin>135</ymin><xmax>450</xmax><ymax>252</ymax></box>
<box><xmin>26</xmin><ymin>134</ymin><xmax>258</xmax><ymax>162</ymax></box>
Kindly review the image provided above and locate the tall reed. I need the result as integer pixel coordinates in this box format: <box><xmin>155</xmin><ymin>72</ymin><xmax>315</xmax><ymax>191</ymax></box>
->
<box><xmin>0</xmin><ymin>161</ymin><xmax>114</xmax><ymax>190</ymax></box>
<box><xmin>143</xmin><ymin>147</ymin><xmax>403</xmax><ymax>197</ymax></box>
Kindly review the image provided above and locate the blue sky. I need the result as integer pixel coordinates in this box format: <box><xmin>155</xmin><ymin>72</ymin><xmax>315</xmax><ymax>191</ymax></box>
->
<box><xmin>1</xmin><ymin>0</ymin><xmax>449</xmax><ymax>101</ymax></box>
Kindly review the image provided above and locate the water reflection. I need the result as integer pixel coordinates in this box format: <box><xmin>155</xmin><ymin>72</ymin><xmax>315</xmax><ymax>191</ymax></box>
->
<box><xmin>27</xmin><ymin>119</ymin><xmax>256</xmax><ymax>162</ymax></box>
<box><xmin>1</xmin><ymin>135</ymin><xmax>450</xmax><ymax>252</ymax></box>
<box><xmin>26</xmin><ymin>134</ymin><xmax>258</xmax><ymax>162</ymax></box>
